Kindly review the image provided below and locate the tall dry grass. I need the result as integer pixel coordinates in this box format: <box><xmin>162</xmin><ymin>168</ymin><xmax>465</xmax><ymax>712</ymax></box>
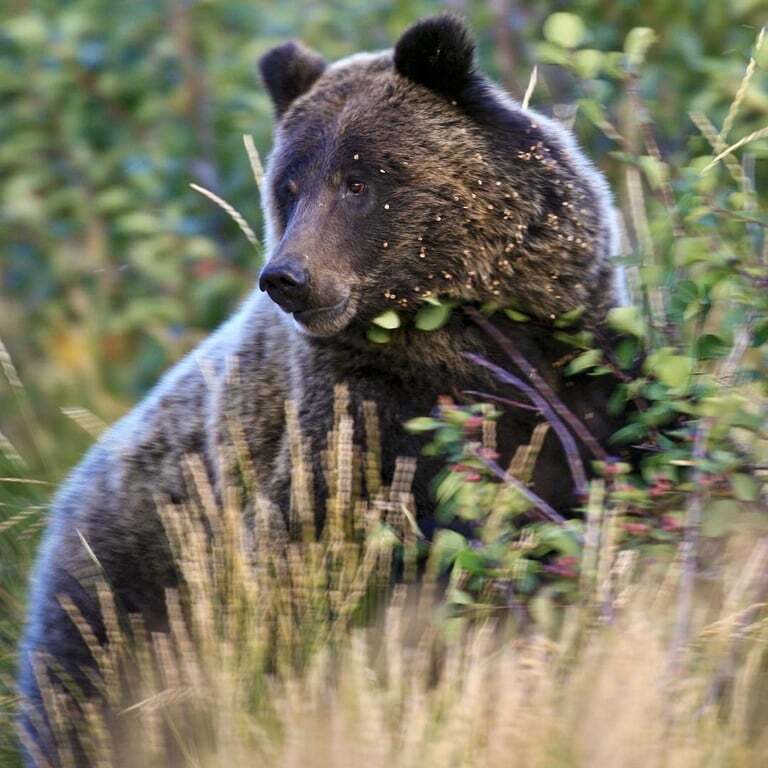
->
<box><xmin>18</xmin><ymin>390</ymin><xmax>768</xmax><ymax>767</ymax></box>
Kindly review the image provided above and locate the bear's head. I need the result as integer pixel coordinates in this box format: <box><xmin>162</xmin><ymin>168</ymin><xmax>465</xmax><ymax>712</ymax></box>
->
<box><xmin>258</xmin><ymin>15</ymin><xmax>618</xmax><ymax>338</ymax></box>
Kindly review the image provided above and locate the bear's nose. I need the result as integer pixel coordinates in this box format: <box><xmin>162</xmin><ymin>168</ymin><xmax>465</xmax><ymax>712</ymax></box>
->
<box><xmin>259</xmin><ymin>261</ymin><xmax>310</xmax><ymax>313</ymax></box>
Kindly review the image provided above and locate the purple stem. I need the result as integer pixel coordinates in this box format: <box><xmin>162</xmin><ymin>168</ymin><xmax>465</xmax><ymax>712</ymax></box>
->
<box><xmin>465</xmin><ymin>352</ymin><xmax>589</xmax><ymax>500</ymax></box>
<box><xmin>462</xmin><ymin>389</ymin><xmax>540</xmax><ymax>413</ymax></box>
<box><xmin>464</xmin><ymin>306</ymin><xmax>610</xmax><ymax>463</ymax></box>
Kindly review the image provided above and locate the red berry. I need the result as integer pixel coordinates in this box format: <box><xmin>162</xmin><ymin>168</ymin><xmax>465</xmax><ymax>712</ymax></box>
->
<box><xmin>544</xmin><ymin>555</ymin><xmax>579</xmax><ymax>579</ymax></box>
<box><xmin>661</xmin><ymin>515</ymin><xmax>682</xmax><ymax>532</ymax></box>
<box><xmin>624</xmin><ymin>522</ymin><xmax>650</xmax><ymax>536</ymax></box>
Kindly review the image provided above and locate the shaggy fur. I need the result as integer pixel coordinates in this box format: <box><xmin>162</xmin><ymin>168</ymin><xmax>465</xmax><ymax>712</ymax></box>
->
<box><xmin>18</xmin><ymin>15</ymin><xmax>622</xmax><ymax>765</ymax></box>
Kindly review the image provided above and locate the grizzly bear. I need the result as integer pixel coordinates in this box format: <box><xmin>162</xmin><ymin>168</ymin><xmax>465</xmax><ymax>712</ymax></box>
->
<box><xmin>18</xmin><ymin>14</ymin><xmax>622</xmax><ymax>765</ymax></box>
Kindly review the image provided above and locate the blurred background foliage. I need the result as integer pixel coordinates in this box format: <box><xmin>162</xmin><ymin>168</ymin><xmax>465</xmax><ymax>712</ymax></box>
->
<box><xmin>2</xmin><ymin>1</ymin><xmax>766</xmax><ymax>433</ymax></box>
<box><xmin>0</xmin><ymin>0</ymin><xmax>767</xmax><ymax>763</ymax></box>
<box><xmin>1</xmin><ymin>0</ymin><xmax>766</xmax><ymax>450</ymax></box>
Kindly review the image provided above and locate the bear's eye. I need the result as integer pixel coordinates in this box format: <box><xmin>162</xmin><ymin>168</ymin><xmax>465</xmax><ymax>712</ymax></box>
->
<box><xmin>346</xmin><ymin>179</ymin><xmax>366</xmax><ymax>195</ymax></box>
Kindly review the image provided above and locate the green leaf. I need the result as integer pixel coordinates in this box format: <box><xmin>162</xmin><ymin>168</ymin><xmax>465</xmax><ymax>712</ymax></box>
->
<box><xmin>566</xmin><ymin>348</ymin><xmax>603</xmax><ymax>375</ymax></box>
<box><xmin>366</xmin><ymin>326</ymin><xmax>391</xmax><ymax>344</ymax></box>
<box><xmin>574</xmin><ymin>49</ymin><xmax>604</xmax><ymax>79</ymax></box>
<box><xmin>695</xmin><ymin>334</ymin><xmax>729</xmax><ymax>360</ymax></box>
<box><xmin>554</xmin><ymin>330</ymin><xmax>594</xmax><ymax>349</ymax></box>
<box><xmin>543</xmin><ymin>12</ymin><xmax>586</xmax><ymax>49</ymax></box>
<box><xmin>479</xmin><ymin>301</ymin><xmax>500</xmax><ymax>316</ymax></box>
<box><xmin>6</xmin><ymin>14</ymin><xmax>49</xmax><ymax>46</ymax></box>
<box><xmin>578</xmin><ymin>98</ymin><xmax>609</xmax><ymax>128</ymax></box>
<box><xmin>431</xmin><ymin>530</ymin><xmax>468</xmax><ymax>572</ymax></box>
<box><xmin>639</xmin><ymin>401</ymin><xmax>677</xmax><ymax>427</ymax></box>
<box><xmin>536</xmin><ymin>41</ymin><xmax>570</xmax><ymax>65</ymax></box>
<box><xmin>731</xmin><ymin>474</ymin><xmax>760</xmax><ymax>502</ymax></box>
<box><xmin>371</xmin><ymin>309</ymin><xmax>401</xmax><ymax>329</ymax></box>
<box><xmin>504</xmin><ymin>308</ymin><xmax>530</xmax><ymax>322</ymax></box>
<box><xmin>672</xmin><ymin>237</ymin><xmax>710</xmax><ymax>266</ymax></box>
<box><xmin>609</xmin><ymin>422</ymin><xmax>647</xmax><ymax>445</ymax></box>
<box><xmin>536</xmin><ymin>523</ymin><xmax>582</xmax><ymax>558</ymax></box>
<box><xmin>456</xmin><ymin>547</ymin><xmax>486</xmax><ymax>575</ymax></box>
<box><xmin>117</xmin><ymin>211</ymin><xmax>160</xmax><ymax>235</ymax></box>
<box><xmin>554</xmin><ymin>305</ymin><xmax>586</xmax><ymax>327</ymax></box>
<box><xmin>608</xmin><ymin>384</ymin><xmax>629</xmax><ymax>415</ymax></box>
<box><xmin>442</xmin><ymin>408</ymin><xmax>471</xmax><ymax>427</ymax></box>
<box><xmin>404</xmin><ymin>417</ymin><xmax>441</xmax><ymax>433</ymax></box>
<box><xmin>614</xmin><ymin>337</ymin><xmax>640</xmax><ymax>369</ymax></box>
<box><xmin>607</xmin><ymin>306</ymin><xmax>646</xmax><ymax>338</ymax></box>
<box><xmin>415</xmin><ymin>302</ymin><xmax>452</xmax><ymax>331</ymax></box>
<box><xmin>645</xmin><ymin>350</ymin><xmax>694</xmax><ymax>391</ymax></box>
<box><xmin>624</xmin><ymin>27</ymin><xmax>657</xmax><ymax>68</ymax></box>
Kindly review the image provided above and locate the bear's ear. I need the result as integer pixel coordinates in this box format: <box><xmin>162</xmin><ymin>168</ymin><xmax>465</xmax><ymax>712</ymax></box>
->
<box><xmin>259</xmin><ymin>41</ymin><xmax>327</xmax><ymax>118</ymax></box>
<box><xmin>393</xmin><ymin>14</ymin><xmax>476</xmax><ymax>98</ymax></box>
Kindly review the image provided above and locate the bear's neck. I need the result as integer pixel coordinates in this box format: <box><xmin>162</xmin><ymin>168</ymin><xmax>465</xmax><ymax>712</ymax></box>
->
<box><xmin>308</xmin><ymin>310</ymin><xmax>594</xmax><ymax>396</ymax></box>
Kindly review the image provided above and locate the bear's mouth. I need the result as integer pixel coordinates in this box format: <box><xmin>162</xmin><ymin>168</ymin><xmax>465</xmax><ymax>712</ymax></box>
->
<box><xmin>292</xmin><ymin>293</ymin><xmax>355</xmax><ymax>336</ymax></box>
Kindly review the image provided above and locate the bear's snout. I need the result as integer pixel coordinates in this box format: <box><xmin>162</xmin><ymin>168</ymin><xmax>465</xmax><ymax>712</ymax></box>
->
<box><xmin>259</xmin><ymin>258</ymin><xmax>311</xmax><ymax>313</ymax></box>
<box><xmin>259</xmin><ymin>255</ymin><xmax>353</xmax><ymax>334</ymax></box>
